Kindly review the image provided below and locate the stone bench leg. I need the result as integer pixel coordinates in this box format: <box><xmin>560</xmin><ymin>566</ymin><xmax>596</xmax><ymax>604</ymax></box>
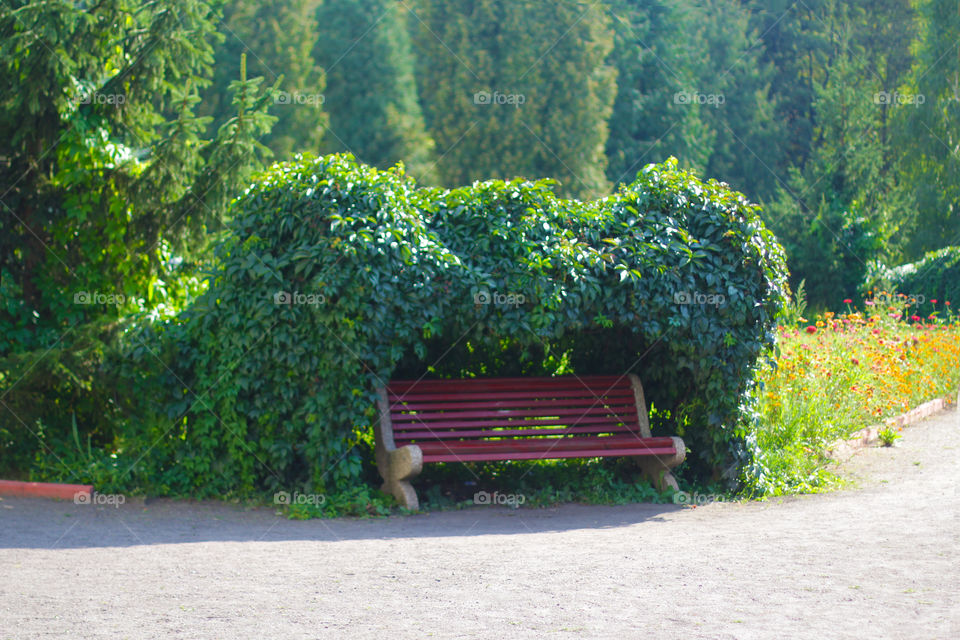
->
<box><xmin>638</xmin><ymin>464</ymin><xmax>680</xmax><ymax>493</ymax></box>
<box><xmin>637</xmin><ymin>436</ymin><xmax>686</xmax><ymax>493</ymax></box>
<box><xmin>376</xmin><ymin>445</ymin><xmax>423</xmax><ymax>510</ymax></box>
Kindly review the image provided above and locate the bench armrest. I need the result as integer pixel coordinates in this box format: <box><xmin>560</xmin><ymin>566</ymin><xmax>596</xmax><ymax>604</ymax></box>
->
<box><xmin>374</xmin><ymin>386</ymin><xmax>423</xmax><ymax>509</ymax></box>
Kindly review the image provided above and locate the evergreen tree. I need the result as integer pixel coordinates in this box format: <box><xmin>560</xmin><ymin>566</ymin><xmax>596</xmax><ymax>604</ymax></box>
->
<box><xmin>200</xmin><ymin>0</ymin><xmax>325</xmax><ymax>158</ymax></box>
<box><xmin>747</xmin><ymin>0</ymin><xmax>917</xmax><ymax>199</ymax></box>
<box><xmin>894</xmin><ymin>0</ymin><xmax>960</xmax><ymax>256</ymax></box>
<box><xmin>764</xmin><ymin>7</ymin><xmax>911</xmax><ymax>305</ymax></box>
<box><xmin>747</xmin><ymin>0</ymin><xmax>832</xmax><ymax>176</ymax></box>
<box><xmin>605</xmin><ymin>0</ymin><xmax>714</xmax><ymax>186</ymax></box>
<box><xmin>313</xmin><ymin>0</ymin><xmax>436</xmax><ymax>182</ymax></box>
<box><xmin>605</xmin><ymin>1</ymin><xmax>782</xmax><ymax>201</ymax></box>
<box><xmin>697</xmin><ymin>0</ymin><xmax>782</xmax><ymax>202</ymax></box>
<box><xmin>0</xmin><ymin>0</ymin><xmax>276</xmax><ymax>471</ymax></box>
<box><xmin>410</xmin><ymin>0</ymin><xmax>616</xmax><ymax>199</ymax></box>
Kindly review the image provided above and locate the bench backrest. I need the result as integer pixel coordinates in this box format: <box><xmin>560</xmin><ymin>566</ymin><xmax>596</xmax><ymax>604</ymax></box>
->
<box><xmin>381</xmin><ymin>375</ymin><xmax>651</xmax><ymax>446</ymax></box>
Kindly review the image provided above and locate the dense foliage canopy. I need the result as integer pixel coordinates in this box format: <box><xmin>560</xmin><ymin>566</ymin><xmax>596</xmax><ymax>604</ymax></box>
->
<box><xmin>118</xmin><ymin>154</ymin><xmax>787</xmax><ymax>497</ymax></box>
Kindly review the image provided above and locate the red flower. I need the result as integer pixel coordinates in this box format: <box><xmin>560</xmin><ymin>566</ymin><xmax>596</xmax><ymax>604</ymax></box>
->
<box><xmin>946</xmin><ymin>301</ymin><xmax>951</xmax><ymax>306</ymax></box>
<box><xmin>805</xmin><ymin>326</ymin><xmax>817</xmax><ymax>334</ymax></box>
<box><xmin>851</xmin><ymin>358</ymin><xmax>859</xmax><ymax>365</ymax></box>
<box><xmin>931</xmin><ymin>299</ymin><xmax>938</xmax><ymax>304</ymax></box>
<box><xmin>910</xmin><ymin>315</ymin><xmax>921</xmax><ymax>322</ymax></box>
<box><xmin>843</xmin><ymin>298</ymin><xmax>853</xmax><ymax>304</ymax></box>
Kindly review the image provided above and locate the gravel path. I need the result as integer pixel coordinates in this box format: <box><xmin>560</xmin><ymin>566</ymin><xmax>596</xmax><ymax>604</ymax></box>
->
<box><xmin>1</xmin><ymin>407</ymin><xmax>957</xmax><ymax>639</ymax></box>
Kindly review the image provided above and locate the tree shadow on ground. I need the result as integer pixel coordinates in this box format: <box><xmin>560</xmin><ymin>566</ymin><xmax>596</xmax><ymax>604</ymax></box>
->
<box><xmin>0</xmin><ymin>496</ymin><xmax>684</xmax><ymax>549</ymax></box>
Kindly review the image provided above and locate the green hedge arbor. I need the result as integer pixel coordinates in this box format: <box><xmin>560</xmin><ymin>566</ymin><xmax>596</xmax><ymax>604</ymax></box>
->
<box><xmin>136</xmin><ymin>154</ymin><xmax>788</xmax><ymax>497</ymax></box>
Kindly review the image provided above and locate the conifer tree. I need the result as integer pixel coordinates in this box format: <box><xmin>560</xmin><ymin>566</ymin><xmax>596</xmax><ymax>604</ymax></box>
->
<box><xmin>200</xmin><ymin>0</ymin><xmax>325</xmax><ymax>158</ymax></box>
<box><xmin>894</xmin><ymin>0</ymin><xmax>960</xmax><ymax>255</ymax></box>
<box><xmin>314</xmin><ymin>0</ymin><xmax>436</xmax><ymax>182</ymax></box>
<box><xmin>0</xmin><ymin>0</ymin><xmax>277</xmax><ymax>470</ymax></box>
<box><xmin>764</xmin><ymin>12</ymin><xmax>910</xmax><ymax>304</ymax></box>
<box><xmin>605</xmin><ymin>0</ymin><xmax>713</xmax><ymax>185</ymax></box>
<box><xmin>696</xmin><ymin>0</ymin><xmax>782</xmax><ymax>202</ymax></box>
<box><xmin>410</xmin><ymin>0</ymin><xmax>616</xmax><ymax>199</ymax></box>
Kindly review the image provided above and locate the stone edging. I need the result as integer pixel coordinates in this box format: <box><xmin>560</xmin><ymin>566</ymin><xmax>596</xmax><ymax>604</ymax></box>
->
<box><xmin>826</xmin><ymin>387</ymin><xmax>959</xmax><ymax>462</ymax></box>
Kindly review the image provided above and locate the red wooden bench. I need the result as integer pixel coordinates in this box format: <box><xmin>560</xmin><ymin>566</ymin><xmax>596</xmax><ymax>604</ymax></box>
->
<box><xmin>374</xmin><ymin>375</ymin><xmax>686</xmax><ymax>509</ymax></box>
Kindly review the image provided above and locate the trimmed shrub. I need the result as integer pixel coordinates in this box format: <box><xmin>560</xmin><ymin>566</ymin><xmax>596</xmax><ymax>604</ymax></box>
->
<box><xmin>121</xmin><ymin>153</ymin><xmax>787</xmax><ymax>497</ymax></box>
<box><xmin>862</xmin><ymin>246</ymin><xmax>960</xmax><ymax>313</ymax></box>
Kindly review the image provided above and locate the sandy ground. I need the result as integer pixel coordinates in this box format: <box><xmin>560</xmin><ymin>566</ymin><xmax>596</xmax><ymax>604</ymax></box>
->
<box><xmin>1</xmin><ymin>408</ymin><xmax>957</xmax><ymax>640</ymax></box>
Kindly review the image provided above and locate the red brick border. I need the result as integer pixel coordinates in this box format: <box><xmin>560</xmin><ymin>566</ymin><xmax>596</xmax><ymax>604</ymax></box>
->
<box><xmin>826</xmin><ymin>389</ymin><xmax>958</xmax><ymax>461</ymax></box>
<box><xmin>0</xmin><ymin>480</ymin><xmax>94</xmax><ymax>501</ymax></box>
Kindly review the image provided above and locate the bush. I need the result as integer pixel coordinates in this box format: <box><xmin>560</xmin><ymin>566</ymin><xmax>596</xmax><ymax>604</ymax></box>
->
<box><xmin>0</xmin><ymin>322</ymin><xmax>121</xmax><ymax>479</ymax></box>
<box><xmin>862</xmin><ymin>246</ymin><xmax>960</xmax><ymax>315</ymax></box>
<box><xmin>112</xmin><ymin>153</ymin><xmax>787</xmax><ymax>498</ymax></box>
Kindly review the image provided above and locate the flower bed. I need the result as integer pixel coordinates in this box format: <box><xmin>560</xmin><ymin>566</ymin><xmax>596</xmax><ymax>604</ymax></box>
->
<box><xmin>746</xmin><ymin>294</ymin><xmax>960</xmax><ymax>495</ymax></box>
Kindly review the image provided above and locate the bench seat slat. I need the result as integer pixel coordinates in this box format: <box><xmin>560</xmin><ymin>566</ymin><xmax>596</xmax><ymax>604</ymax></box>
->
<box><xmin>391</xmin><ymin>417</ymin><xmax>637</xmax><ymax>431</ymax></box>
<box><xmin>394</xmin><ymin>424</ymin><xmax>642</xmax><ymax>440</ymax></box>
<box><xmin>389</xmin><ymin>397</ymin><xmax>634</xmax><ymax>411</ymax></box>
<box><xmin>422</xmin><ymin>447</ymin><xmax>677</xmax><ymax>463</ymax></box>
<box><xmin>387</xmin><ymin>389</ymin><xmax>635</xmax><ymax>404</ymax></box>
<box><xmin>390</xmin><ymin>406</ymin><xmax>637</xmax><ymax>422</ymax></box>
<box><xmin>418</xmin><ymin>434</ymin><xmax>677</xmax><ymax>462</ymax></box>
<box><xmin>387</xmin><ymin>376</ymin><xmax>628</xmax><ymax>393</ymax></box>
<box><xmin>416</xmin><ymin>435</ymin><xmax>675</xmax><ymax>454</ymax></box>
